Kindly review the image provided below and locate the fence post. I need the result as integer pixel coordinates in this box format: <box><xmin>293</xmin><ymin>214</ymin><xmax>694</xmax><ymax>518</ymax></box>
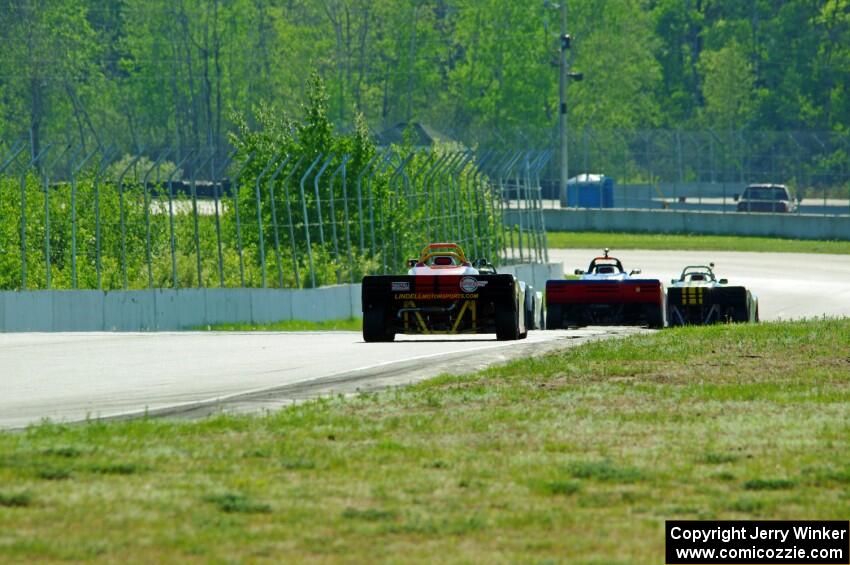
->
<box><xmin>314</xmin><ymin>153</ymin><xmax>332</xmax><ymax>249</ymax></box>
<box><xmin>167</xmin><ymin>151</ymin><xmax>195</xmax><ymax>289</ymax></box>
<box><xmin>70</xmin><ymin>148</ymin><xmax>99</xmax><ymax>289</ymax></box>
<box><xmin>440</xmin><ymin>153</ymin><xmax>457</xmax><ymax>244</ymax></box>
<box><xmin>469</xmin><ymin>150</ymin><xmax>493</xmax><ymax>260</ymax></box>
<box><xmin>43</xmin><ymin>143</ymin><xmax>74</xmax><ymax>289</ymax></box>
<box><xmin>534</xmin><ymin>150</ymin><xmax>553</xmax><ymax>263</ymax></box>
<box><xmin>328</xmin><ymin>155</ymin><xmax>351</xmax><ymax>277</ymax></box>
<box><xmin>142</xmin><ymin>148</ymin><xmax>173</xmax><ymax>288</ymax></box>
<box><xmin>268</xmin><ymin>154</ymin><xmax>292</xmax><ymax>288</ymax></box>
<box><xmin>409</xmin><ymin>152</ymin><xmax>432</xmax><ymax>215</ymax></box>
<box><xmin>212</xmin><ymin>150</ymin><xmax>235</xmax><ymax>287</ymax></box>
<box><xmin>300</xmin><ymin>154</ymin><xmax>324</xmax><ymax>288</ymax></box>
<box><xmin>421</xmin><ymin>153</ymin><xmax>449</xmax><ymax>242</ymax></box>
<box><xmin>476</xmin><ymin>150</ymin><xmax>500</xmax><ymax>263</ymax></box>
<box><xmin>499</xmin><ymin>152</ymin><xmax>523</xmax><ymax>263</ymax></box>
<box><xmin>367</xmin><ymin>150</ymin><xmax>393</xmax><ymax>257</ymax></box>
<box><xmin>506</xmin><ymin>151</ymin><xmax>525</xmax><ymax>262</ymax></box>
<box><xmin>515</xmin><ymin>153</ymin><xmax>530</xmax><ymax>263</ymax></box>
<box><xmin>524</xmin><ymin>151</ymin><xmax>538</xmax><ymax>262</ymax></box>
<box><xmin>231</xmin><ymin>153</ymin><xmax>254</xmax><ymax>287</ymax></box>
<box><xmin>356</xmin><ymin>153</ymin><xmax>382</xmax><ymax>252</ymax></box>
<box><xmin>422</xmin><ymin>153</ymin><xmax>445</xmax><ymax>243</ymax></box>
<box><xmin>117</xmin><ymin>151</ymin><xmax>144</xmax><ymax>289</ymax></box>
<box><xmin>480</xmin><ymin>151</ymin><xmax>504</xmax><ymax>263</ymax></box>
<box><xmin>386</xmin><ymin>152</ymin><xmax>415</xmax><ymax>273</ymax></box>
<box><xmin>525</xmin><ymin>151</ymin><xmax>540</xmax><ymax>262</ymax></box>
<box><xmin>440</xmin><ymin>153</ymin><xmax>463</xmax><ymax>242</ymax></box>
<box><xmin>94</xmin><ymin>148</ymin><xmax>116</xmax><ymax>290</ymax></box>
<box><xmin>255</xmin><ymin>153</ymin><xmax>279</xmax><ymax>289</ymax></box>
<box><xmin>334</xmin><ymin>155</ymin><xmax>354</xmax><ymax>283</ymax></box>
<box><xmin>192</xmin><ymin>150</ymin><xmax>214</xmax><ymax>287</ymax></box>
<box><xmin>448</xmin><ymin>153</ymin><xmax>467</xmax><ymax>243</ymax></box>
<box><xmin>529</xmin><ymin>150</ymin><xmax>552</xmax><ymax>263</ymax></box>
<box><xmin>435</xmin><ymin>153</ymin><xmax>458</xmax><ymax>242</ymax></box>
<box><xmin>466</xmin><ymin>150</ymin><xmax>486</xmax><ymax>259</ymax></box>
<box><xmin>531</xmin><ymin>150</ymin><xmax>549</xmax><ymax>263</ymax></box>
<box><xmin>280</xmin><ymin>156</ymin><xmax>305</xmax><ymax>288</ymax></box>
<box><xmin>20</xmin><ymin>144</ymin><xmax>52</xmax><ymax>290</ymax></box>
<box><xmin>398</xmin><ymin>157</ymin><xmax>416</xmax><ymax>266</ymax></box>
<box><xmin>452</xmin><ymin>152</ymin><xmax>474</xmax><ymax>247</ymax></box>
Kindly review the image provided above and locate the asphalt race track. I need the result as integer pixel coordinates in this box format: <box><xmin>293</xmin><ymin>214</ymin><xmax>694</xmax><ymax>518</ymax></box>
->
<box><xmin>2</xmin><ymin>249</ymin><xmax>848</xmax><ymax>429</ymax></box>
<box><xmin>0</xmin><ymin>327</ymin><xmax>641</xmax><ymax>429</ymax></box>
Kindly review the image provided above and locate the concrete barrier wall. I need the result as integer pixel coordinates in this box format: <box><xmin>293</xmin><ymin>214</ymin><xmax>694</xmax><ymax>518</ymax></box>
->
<box><xmin>510</xmin><ymin>209</ymin><xmax>850</xmax><ymax>240</ymax></box>
<box><xmin>0</xmin><ymin>263</ymin><xmax>558</xmax><ymax>332</ymax></box>
<box><xmin>0</xmin><ymin>285</ymin><xmax>360</xmax><ymax>332</ymax></box>
<box><xmin>499</xmin><ymin>263</ymin><xmax>564</xmax><ymax>289</ymax></box>
<box><xmin>618</xmin><ymin>182</ymin><xmax>747</xmax><ymax>201</ymax></box>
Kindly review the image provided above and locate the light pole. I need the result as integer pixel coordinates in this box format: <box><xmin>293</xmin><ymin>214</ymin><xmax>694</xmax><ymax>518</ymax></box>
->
<box><xmin>547</xmin><ymin>1</ymin><xmax>582</xmax><ymax>207</ymax></box>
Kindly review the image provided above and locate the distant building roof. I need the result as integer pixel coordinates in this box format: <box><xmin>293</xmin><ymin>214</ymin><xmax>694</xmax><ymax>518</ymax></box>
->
<box><xmin>376</xmin><ymin>122</ymin><xmax>456</xmax><ymax>147</ymax></box>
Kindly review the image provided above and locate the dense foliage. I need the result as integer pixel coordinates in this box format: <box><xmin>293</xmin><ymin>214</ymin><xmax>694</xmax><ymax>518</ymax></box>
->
<box><xmin>1</xmin><ymin>0</ymin><xmax>849</xmax><ymax>154</ymax></box>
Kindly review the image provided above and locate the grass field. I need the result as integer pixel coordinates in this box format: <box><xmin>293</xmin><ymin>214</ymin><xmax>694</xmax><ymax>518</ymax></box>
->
<box><xmin>198</xmin><ymin>317</ymin><xmax>362</xmax><ymax>332</ymax></box>
<box><xmin>547</xmin><ymin>231</ymin><xmax>850</xmax><ymax>254</ymax></box>
<box><xmin>1</xmin><ymin>319</ymin><xmax>848</xmax><ymax>562</ymax></box>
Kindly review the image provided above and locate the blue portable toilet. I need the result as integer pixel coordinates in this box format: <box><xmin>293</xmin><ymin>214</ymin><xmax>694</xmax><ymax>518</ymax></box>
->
<box><xmin>566</xmin><ymin>174</ymin><xmax>614</xmax><ymax>208</ymax></box>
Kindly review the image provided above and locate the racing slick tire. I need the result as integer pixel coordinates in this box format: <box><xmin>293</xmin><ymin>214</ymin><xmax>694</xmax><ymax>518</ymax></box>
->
<box><xmin>731</xmin><ymin>305</ymin><xmax>750</xmax><ymax>323</ymax></box>
<box><xmin>646</xmin><ymin>305</ymin><xmax>665</xmax><ymax>329</ymax></box>
<box><xmin>545</xmin><ymin>304</ymin><xmax>562</xmax><ymax>330</ymax></box>
<box><xmin>363</xmin><ymin>306</ymin><xmax>395</xmax><ymax>342</ymax></box>
<box><xmin>524</xmin><ymin>300</ymin><xmax>536</xmax><ymax>331</ymax></box>
<box><xmin>496</xmin><ymin>306</ymin><xmax>520</xmax><ymax>341</ymax></box>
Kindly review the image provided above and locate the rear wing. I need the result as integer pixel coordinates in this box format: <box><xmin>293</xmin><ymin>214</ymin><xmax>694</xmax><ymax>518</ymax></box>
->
<box><xmin>411</xmin><ymin>243</ymin><xmax>471</xmax><ymax>268</ymax></box>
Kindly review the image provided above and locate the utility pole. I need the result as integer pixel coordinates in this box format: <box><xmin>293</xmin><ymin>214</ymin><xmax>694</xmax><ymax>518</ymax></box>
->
<box><xmin>558</xmin><ymin>3</ymin><xmax>569</xmax><ymax>207</ymax></box>
<box><xmin>551</xmin><ymin>2</ymin><xmax>581</xmax><ymax>207</ymax></box>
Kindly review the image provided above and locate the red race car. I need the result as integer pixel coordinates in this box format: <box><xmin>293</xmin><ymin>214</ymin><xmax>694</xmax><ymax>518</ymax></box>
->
<box><xmin>546</xmin><ymin>249</ymin><xmax>666</xmax><ymax>329</ymax></box>
<box><xmin>361</xmin><ymin>243</ymin><xmax>530</xmax><ymax>342</ymax></box>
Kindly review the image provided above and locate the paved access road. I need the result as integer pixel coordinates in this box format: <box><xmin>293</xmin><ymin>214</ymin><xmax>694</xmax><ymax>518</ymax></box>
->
<box><xmin>549</xmin><ymin>249</ymin><xmax>850</xmax><ymax>320</ymax></box>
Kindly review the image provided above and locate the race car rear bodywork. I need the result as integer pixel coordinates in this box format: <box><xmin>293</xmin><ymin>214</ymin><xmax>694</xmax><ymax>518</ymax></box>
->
<box><xmin>545</xmin><ymin>279</ymin><xmax>666</xmax><ymax>328</ymax></box>
<box><xmin>667</xmin><ymin>285</ymin><xmax>757</xmax><ymax>325</ymax></box>
<box><xmin>362</xmin><ymin>273</ymin><xmax>527</xmax><ymax>341</ymax></box>
<box><xmin>666</xmin><ymin>264</ymin><xmax>759</xmax><ymax>325</ymax></box>
<box><xmin>545</xmin><ymin>250</ymin><xmax>667</xmax><ymax>329</ymax></box>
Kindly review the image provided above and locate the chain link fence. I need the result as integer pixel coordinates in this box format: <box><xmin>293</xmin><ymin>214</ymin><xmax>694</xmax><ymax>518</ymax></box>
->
<box><xmin>0</xmin><ymin>141</ymin><xmax>549</xmax><ymax>291</ymax></box>
<box><xmin>540</xmin><ymin>130</ymin><xmax>850</xmax><ymax>215</ymax></box>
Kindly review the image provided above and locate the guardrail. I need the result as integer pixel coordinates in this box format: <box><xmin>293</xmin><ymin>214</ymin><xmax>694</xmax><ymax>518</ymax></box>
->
<box><xmin>515</xmin><ymin>208</ymin><xmax>850</xmax><ymax>240</ymax></box>
<box><xmin>0</xmin><ymin>263</ymin><xmax>562</xmax><ymax>332</ymax></box>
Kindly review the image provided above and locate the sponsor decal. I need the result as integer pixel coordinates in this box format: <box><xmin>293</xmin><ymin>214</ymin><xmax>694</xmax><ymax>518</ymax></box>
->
<box><xmin>395</xmin><ymin>293</ymin><xmax>479</xmax><ymax>300</ymax></box>
<box><xmin>459</xmin><ymin>276</ymin><xmax>487</xmax><ymax>293</ymax></box>
<box><xmin>391</xmin><ymin>281</ymin><xmax>411</xmax><ymax>292</ymax></box>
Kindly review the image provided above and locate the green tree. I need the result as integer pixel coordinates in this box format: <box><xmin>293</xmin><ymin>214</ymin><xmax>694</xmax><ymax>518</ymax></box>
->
<box><xmin>698</xmin><ymin>41</ymin><xmax>756</xmax><ymax>130</ymax></box>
